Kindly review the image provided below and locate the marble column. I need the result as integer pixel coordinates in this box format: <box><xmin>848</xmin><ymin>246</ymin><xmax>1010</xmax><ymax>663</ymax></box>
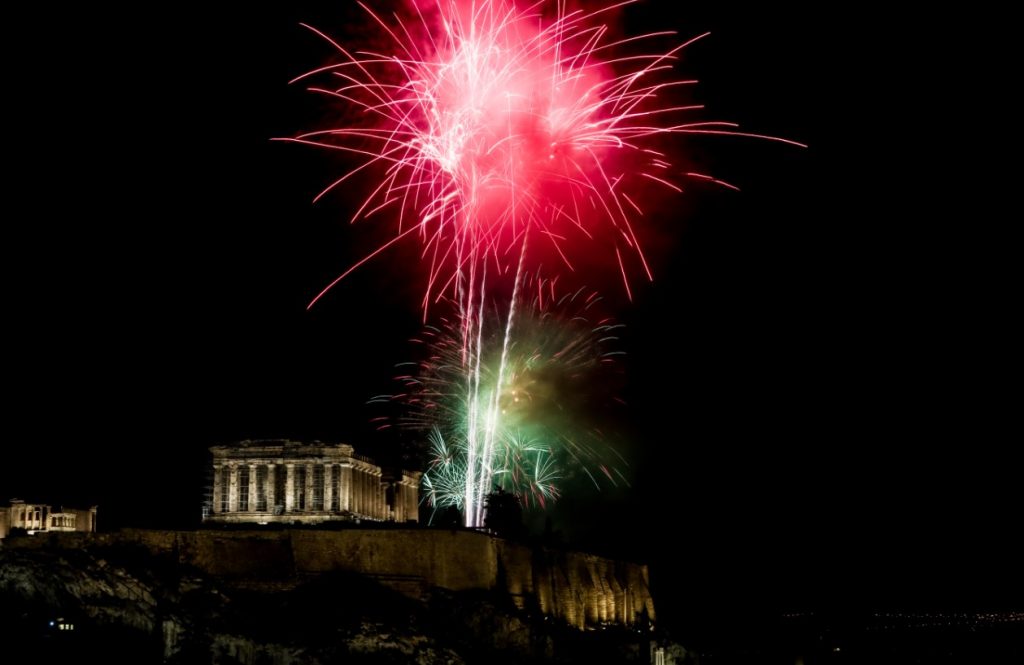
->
<box><xmin>353</xmin><ymin>467</ymin><xmax>361</xmax><ymax>515</ymax></box>
<box><xmin>341</xmin><ymin>464</ymin><xmax>353</xmax><ymax>511</ymax></box>
<box><xmin>378</xmin><ymin>472</ymin><xmax>385</xmax><ymax>519</ymax></box>
<box><xmin>401</xmin><ymin>479</ymin><xmax>413</xmax><ymax>520</ymax></box>
<box><xmin>212</xmin><ymin>465</ymin><xmax>222</xmax><ymax>513</ymax></box>
<box><xmin>371</xmin><ymin>470</ymin><xmax>377</xmax><ymax>517</ymax></box>
<box><xmin>372</xmin><ymin>471</ymin><xmax>379</xmax><ymax>518</ymax></box>
<box><xmin>353</xmin><ymin>467</ymin><xmax>360</xmax><ymax>515</ymax></box>
<box><xmin>285</xmin><ymin>463</ymin><xmax>295</xmax><ymax>512</ymax></box>
<box><xmin>228</xmin><ymin>465</ymin><xmax>239</xmax><ymax>512</ymax></box>
<box><xmin>373</xmin><ymin>472</ymin><xmax>379</xmax><ymax>518</ymax></box>
<box><xmin>266</xmin><ymin>464</ymin><xmax>276</xmax><ymax>513</ymax></box>
<box><xmin>305</xmin><ymin>464</ymin><xmax>315</xmax><ymax>511</ymax></box>
<box><xmin>324</xmin><ymin>464</ymin><xmax>334</xmax><ymax>513</ymax></box>
<box><xmin>248</xmin><ymin>464</ymin><xmax>258</xmax><ymax>512</ymax></box>
<box><xmin>365</xmin><ymin>469</ymin><xmax>371</xmax><ymax>516</ymax></box>
<box><xmin>358</xmin><ymin>467</ymin><xmax>366</xmax><ymax>515</ymax></box>
<box><xmin>359</xmin><ymin>469</ymin><xmax>366</xmax><ymax>517</ymax></box>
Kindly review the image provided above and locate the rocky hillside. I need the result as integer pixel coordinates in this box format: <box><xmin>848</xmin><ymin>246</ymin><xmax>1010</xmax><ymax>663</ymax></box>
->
<box><xmin>0</xmin><ymin>540</ymin><xmax>670</xmax><ymax>664</ymax></box>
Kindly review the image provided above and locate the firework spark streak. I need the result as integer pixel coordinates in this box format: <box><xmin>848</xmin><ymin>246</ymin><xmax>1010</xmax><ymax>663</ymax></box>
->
<box><xmin>285</xmin><ymin>0</ymin><xmax>804</xmax><ymax>526</ymax></box>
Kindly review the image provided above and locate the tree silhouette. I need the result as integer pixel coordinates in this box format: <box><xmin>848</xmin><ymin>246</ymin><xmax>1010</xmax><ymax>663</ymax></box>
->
<box><xmin>483</xmin><ymin>487</ymin><xmax>524</xmax><ymax>539</ymax></box>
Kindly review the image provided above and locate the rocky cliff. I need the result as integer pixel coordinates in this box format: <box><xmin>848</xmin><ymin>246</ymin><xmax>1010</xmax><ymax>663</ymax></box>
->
<box><xmin>8</xmin><ymin>528</ymin><xmax>654</xmax><ymax>629</ymax></box>
<box><xmin>1</xmin><ymin>530</ymin><xmax>667</xmax><ymax>664</ymax></box>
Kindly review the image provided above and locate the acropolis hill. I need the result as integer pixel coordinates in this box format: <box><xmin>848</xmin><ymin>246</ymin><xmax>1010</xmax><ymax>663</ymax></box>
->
<box><xmin>1</xmin><ymin>526</ymin><xmax>673</xmax><ymax>664</ymax></box>
<box><xmin>7</xmin><ymin>527</ymin><xmax>654</xmax><ymax>630</ymax></box>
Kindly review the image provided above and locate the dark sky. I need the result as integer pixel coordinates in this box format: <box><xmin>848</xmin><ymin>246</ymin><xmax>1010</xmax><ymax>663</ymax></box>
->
<box><xmin>3</xmin><ymin>1</ymin><xmax>1017</xmax><ymax>635</ymax></box>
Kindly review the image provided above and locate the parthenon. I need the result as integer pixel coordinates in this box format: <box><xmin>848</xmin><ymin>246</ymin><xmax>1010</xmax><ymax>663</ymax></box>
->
<box><xmin>205</xmin><ymin>440</ymin><xmax>420</xmax><ymax>525</ymax></box>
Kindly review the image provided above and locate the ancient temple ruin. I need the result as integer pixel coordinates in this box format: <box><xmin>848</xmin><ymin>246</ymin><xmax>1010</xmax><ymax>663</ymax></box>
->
<box><xmin>205</xmin><ymin>440</ymin><xmax>420</xmax><ymax>525</ymax></box>
<box><xmin>0</xmin><ymin>499</ymin><xmax>97</xmax><ymax>539</ymax></box>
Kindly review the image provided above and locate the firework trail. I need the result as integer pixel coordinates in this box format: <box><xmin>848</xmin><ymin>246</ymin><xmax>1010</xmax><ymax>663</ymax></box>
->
<box><xmin>377</xmin><ymin>276</ymin><xmax>628</xmax><ymax>523</ymax></box>
<box><xmin>285</xmin><ymin>0</ymin><xmax>803</xmax><ymax>525</ymax></box>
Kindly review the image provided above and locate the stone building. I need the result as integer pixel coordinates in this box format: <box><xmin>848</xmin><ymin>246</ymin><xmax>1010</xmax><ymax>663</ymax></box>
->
<box><xmin>0</xmin><ymin>499</ymin><xmax>97</xmax><ymax>540</ymax></box>
<box><xmin>205</xmin><ymin>440</ymin><xmax>421</xmax><ymax>525</ymax></box>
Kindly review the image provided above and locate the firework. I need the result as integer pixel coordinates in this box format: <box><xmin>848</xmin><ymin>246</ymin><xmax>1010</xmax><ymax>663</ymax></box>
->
<box><xmin>285</xmin><ymin>0</ymin><xmax>803</xmax><ymax>526</ymax></box>
<box><xmin>380</xmin><ymin>276</ymin><xmax>627</xmax><ymax>524</ymax></box>
<box><xmin>283</xmin><ymin>0</ymin><xmax>803</xmax><ymax>310</ymax></box>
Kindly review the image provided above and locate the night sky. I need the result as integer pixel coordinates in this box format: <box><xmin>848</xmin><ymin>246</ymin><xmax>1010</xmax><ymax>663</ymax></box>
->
<box><xmin>4</xmin><ymin>0</ymin><xmax>1017</xmax><ymax>640</ymax></box>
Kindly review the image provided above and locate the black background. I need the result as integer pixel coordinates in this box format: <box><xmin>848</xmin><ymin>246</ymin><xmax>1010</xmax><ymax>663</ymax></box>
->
<box><xmin>3</xmin><ymin>0</ymin><xmax>1016</xmax><ymax>642</ymax></box>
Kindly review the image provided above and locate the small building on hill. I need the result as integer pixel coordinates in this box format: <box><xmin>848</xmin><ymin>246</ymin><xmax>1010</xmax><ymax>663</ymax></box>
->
<box><xmin>0</xmin><ymin>499</ymin><xmax>97</xmax><ymax>539</ymax></box>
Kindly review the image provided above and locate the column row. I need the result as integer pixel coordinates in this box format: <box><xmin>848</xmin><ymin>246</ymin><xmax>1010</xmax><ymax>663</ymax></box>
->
<box><xmin>213</xmin><ymin>462</ymin><xmax>384</xmax><ymax>516</ymax></box>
